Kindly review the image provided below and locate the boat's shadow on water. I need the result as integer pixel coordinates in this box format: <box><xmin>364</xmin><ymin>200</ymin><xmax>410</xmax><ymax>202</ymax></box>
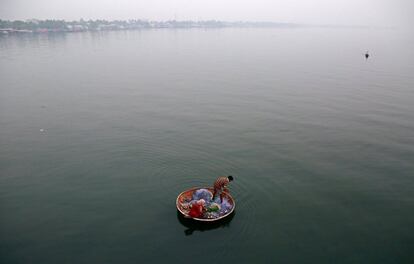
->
<box><xmin>176</xmin><ymin>210</ymin><xmax>235</xmax><ymax>236</ymax></box>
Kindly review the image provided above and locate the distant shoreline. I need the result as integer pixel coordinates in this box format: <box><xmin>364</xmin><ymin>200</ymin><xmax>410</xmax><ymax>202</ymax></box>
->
<box><xmin>0</xmin><ymin>19</ymin><xmax>304</xmax><ymax>34</ymax></box>
<box><xmin>0</xmin><ymin>18</ymin><xmax>378</xmax><ymax>35</ymax></box>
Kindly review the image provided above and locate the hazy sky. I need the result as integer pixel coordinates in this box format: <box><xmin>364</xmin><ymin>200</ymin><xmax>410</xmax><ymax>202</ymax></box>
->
<box><xmin>0</xmin><ymin>0</ymin><xmax>412</xmax><ymax>26</ymax></box>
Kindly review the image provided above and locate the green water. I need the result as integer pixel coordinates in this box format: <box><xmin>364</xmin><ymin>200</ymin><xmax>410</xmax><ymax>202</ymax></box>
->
<box><xmin>1</xmin><ymin>28</ymin><xmax>414</xmax><ymax>263</ymax></box>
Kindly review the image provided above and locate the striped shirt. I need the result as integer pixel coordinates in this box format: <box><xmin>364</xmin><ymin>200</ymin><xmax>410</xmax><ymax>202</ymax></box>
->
<box><xmin>213</xmin><ymin>176</ymin><xmax>229</xmax><ymax>192</ymax></box>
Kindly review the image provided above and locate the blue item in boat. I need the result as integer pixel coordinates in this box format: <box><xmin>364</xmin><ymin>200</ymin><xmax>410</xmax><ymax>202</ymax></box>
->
<box><xmin>192</xmin><ymin>188</ymin><xmax>213</xmax><ymax>201</ymax></box>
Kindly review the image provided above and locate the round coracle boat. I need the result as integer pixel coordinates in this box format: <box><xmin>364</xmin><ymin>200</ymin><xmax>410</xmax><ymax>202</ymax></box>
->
<box><xmin>176</xmin><ymin>187</ymin><xmax>235</xmax><ymax>222</ymax></box>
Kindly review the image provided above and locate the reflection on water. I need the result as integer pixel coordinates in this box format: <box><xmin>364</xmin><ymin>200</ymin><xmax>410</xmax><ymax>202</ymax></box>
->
<box><xmin>177</xmin><ymin>210</ymin><xmax>235</xmax><ymax>236</ymax></box>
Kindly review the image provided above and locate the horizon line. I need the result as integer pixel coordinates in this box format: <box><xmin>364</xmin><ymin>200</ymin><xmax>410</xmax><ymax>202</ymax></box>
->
<box><xmin>0</xmin><ymin>18</ymin><xmax>383</xmax><ymax>29</ymax></box>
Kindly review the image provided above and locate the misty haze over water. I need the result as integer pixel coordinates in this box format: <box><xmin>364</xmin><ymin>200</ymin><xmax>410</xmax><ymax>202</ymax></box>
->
<box><xmin>1</xmin><ymin>19</ymin><xmax>414</xmax><ymax>264</ymax></box>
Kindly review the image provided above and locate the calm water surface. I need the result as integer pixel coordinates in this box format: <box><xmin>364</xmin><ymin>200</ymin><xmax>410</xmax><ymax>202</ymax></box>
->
<box><xmin>1</xmin><ymin>28</ymin><xmax>414</xmax><ymax>263</ymax></box>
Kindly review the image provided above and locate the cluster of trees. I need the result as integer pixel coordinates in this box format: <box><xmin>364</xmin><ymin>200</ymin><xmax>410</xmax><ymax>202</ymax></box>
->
<box><xmin>0</xmin><ymin>19</ymin><xmax>298</xmax><ymax>32</ymax></box>
<box><xmin>0</xmin><ymin>19</ymin><xmax>68</xmax><ymax>30</ymax></box>
<box><xmin>0</xmin><ymin>19</ymin><xmax>228</xmax><ymax>31</ymax></box>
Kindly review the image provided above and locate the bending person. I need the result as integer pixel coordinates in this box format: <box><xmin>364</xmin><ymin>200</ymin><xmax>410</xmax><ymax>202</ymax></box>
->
<box><xmin>213</xmin><ymin>175</ymin><xmax>234</xmax><ymax>202</ymax></box>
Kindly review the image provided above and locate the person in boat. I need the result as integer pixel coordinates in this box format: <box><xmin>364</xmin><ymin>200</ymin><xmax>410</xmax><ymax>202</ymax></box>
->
<box><xmin>213</xmin><ymin>175</ymin><xmax>234</xmax><ymax>202</ymax></box>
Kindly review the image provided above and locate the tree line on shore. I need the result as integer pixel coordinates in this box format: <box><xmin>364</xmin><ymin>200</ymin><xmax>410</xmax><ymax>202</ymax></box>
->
<box><xmin>0</xmin><ymin>19</ymin><xmax>298</xmax><ymax>33</ymax></box>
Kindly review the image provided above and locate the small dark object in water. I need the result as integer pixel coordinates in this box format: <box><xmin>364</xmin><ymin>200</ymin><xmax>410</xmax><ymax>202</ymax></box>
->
<box><xmin>365</xmin><ymin>51</ymin><xmax>369</xmax><ymax>60</ymax></box>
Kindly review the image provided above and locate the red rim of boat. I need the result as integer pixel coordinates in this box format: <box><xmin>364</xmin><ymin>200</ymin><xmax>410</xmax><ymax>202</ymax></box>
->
<box><xmin>176</xmin><ymin>187</ymin><xmax>236</xmax><ymax>222</ymax></box>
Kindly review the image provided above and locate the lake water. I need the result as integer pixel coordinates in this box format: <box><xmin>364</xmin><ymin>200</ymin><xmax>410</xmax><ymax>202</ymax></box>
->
<box><xmin>1</xmin><ymin>28</ymin><xmax>414</xmax><ymax>263</ymax></box>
